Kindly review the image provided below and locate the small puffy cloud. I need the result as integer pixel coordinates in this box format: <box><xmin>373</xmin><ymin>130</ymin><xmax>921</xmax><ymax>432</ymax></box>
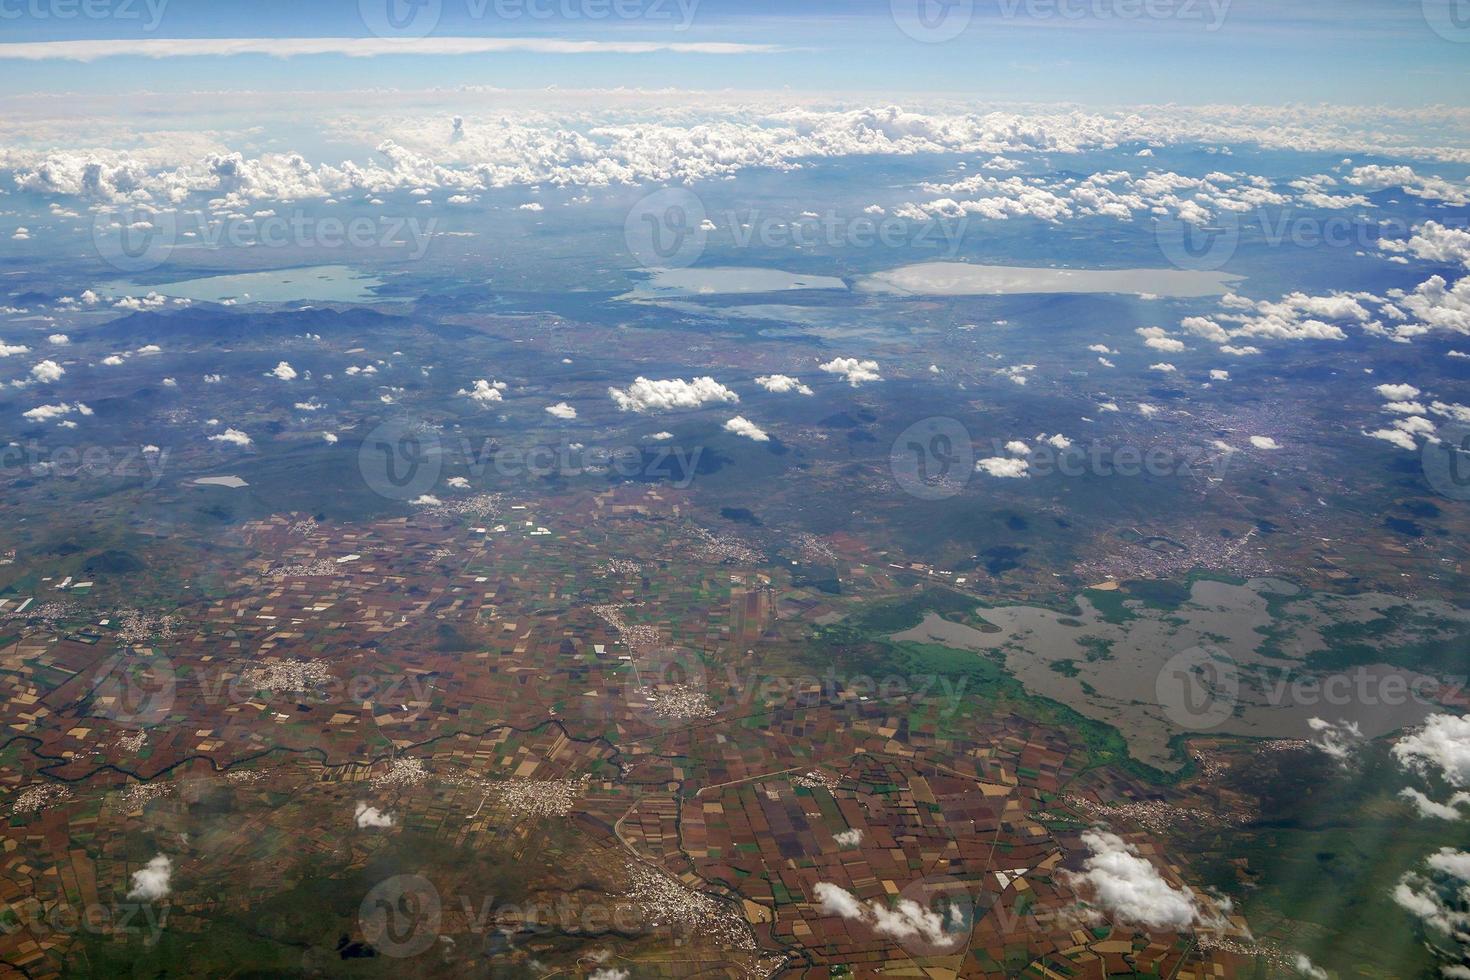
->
<box><xmin>815</xmin><ymin>882</ymin><xmax>865</xmax><ymax>920</ymax></box>
<box><xmin>819</xmin><ymin>357</ymin><xmax>882</xmax><ymax>387</ymax></box>
<box><xmin>723</xmin><ymin>416</ymin><xmax>769</xmax><ymax>441</ymax></box>
<box><xmin>1249</xmin><ymin>435</ymin><xmax>1280</xmax><ymax>450</ymax></box>
<box><xmin>545</xmin><ymin>402</ymin><xmax>577</xmax><ymax>420</ymax></box>
<box><xmin>354</xmin><ymin>802</ymin><xmax>396</xmax><ymax>829</ymax></box>
<box><xmin>209</xmin><ymin>428</ymin><xmax>253</xmax><ymax>448</ymax></box>
<box><xmin>322</xmin><ymin>432</ymin><xmax>339</xmax><ymax>444</ymax></box>
<box><xmin>1293</xmin><ymin>954</ymin><xmax>1328</xmax><ymax>980</ymax></box>
<box><xmin>1137</xmin><ymin>403</ymin><xmax>1159</xmax><ymax>417</ymax></box>
<box><xmin>1181</xmin><ymin>316</ymin><xmax>1231</xmax><ymax>343</ymax></box>
<box><xmin>609</xmin><ymin>376</ymin><xmax>739</xmax><ymax>413</ymax></box>
<box><xmin>1005</xmin><ymin>440</ymin><xmax>1030</xmax><ymax>456</ymax></box>
<box><xmin>458</xmin><ymin>379</ymin><xmax>506</xmax><ymax>405</ymax></box>
<box><xmin>268</xmin><ymin>361</ymin><xmax>298</xmax><ymax>381</ymax></box>
<box><xmin>1210</xmin><ymin>370</ymin><xmax>1230</xmax><ymax>380</ymax></box>
<box><xmin>101</xmin><ymin>354</ymin><xmax>125</xmax><ymax>366</ymax></box>
<box><xmin>589</xmin><ymin>971</ymin><xmax>629</xmax><ymax>980</ymax></box>
<box><xmin>1396</xmin><ymin>416</ymin><xmax>1437</xmax><ymax>437</ymax></box>
<box><xmin>412</xmin><ymin>494</ymin><xmax>442</xmax><ymax>506</ymax></box>
<box><xmin>1380</xmin><ymin>220</ymin><xmax>1470</xmax><ymax>268</ymax></box>
<box><xmin>22</xmin><ymin>402</ymin><xmax>90</xmax><ymax>422</ymax></box>
<box><xmin>1376</xmin><ymin>383</ymin><xmax>1422</xmax><ymax>401</ymax></box>
<box><xmin>1149</xmin><ymin>362</ymin><xmax>1177</xmax><ymax>373</ymax></box>
<box><xmin>1399</xmin><ymin>787</ymin><xmax>1470</xmax><ymax>820</ymax></box>
<box><xmin>813</xmin><ymin>882</ymin><xmax>958</xmax><ymax>948</ymax></box>
<box><xmin>127</xmin><ymin>855</ymin><xmax>173</xmax><ymax>901</ymax></box>
<box><xmin>1137</xmin><ymin>326</ymin><xmax>1185</xmax><ymax>352</ymax></box>
<box><xmin>1384</xmin><ymin>401</ymin><xmax>1427</xmax><ymax>415</ymax></box>
<box><xmin>1365</xmin><ymin>427</ymin><xmax>1417</xmax><ymax>451</ymax></box>
<box><xmin>1392</xmin><ymin>847</ymin><xmax>1470</xmax><ymax>968</ymax></box>
<box><xmin>833</xmin><ymin>828</ymin><xmax>863</xmax><ymax>847</ymax></box>
<box><xmin>47</xmin><ymin>334</ymin><xmax>69</xmax><ymax>345</ymax></box>
<box><xmin>518</xmin><ymin>202</ymin><xmax>544</xmax><ymax>212</ymax></box>
<box><xmin>1395</xmin><ymin>714</ymin><xmax>1470</xmax><ymax>787</ymax></box>
<box><xmin>1068</xmin><ymin>830</ymin><xmax>1203</xmax><ymax>931</ymax></box>
<box><xmin>977</xmin><ymin>457</ymin><xmax>1029</xmax><ymax>478</ymax></box>
<box><xmin>1088</xmin><ymin>344</ymin><xmax>1116</xmax><ymax>354</ymax></box>
<box><xmin>0</xmin><ymin>341</ymin><xmax>31</xmax><ymax>357</ymax></box>
<box><xmin>754</xmin><ymin>374</ymin><xmax>813</xmax><ymax>396</ymax></box>
<box><xmin>648</xmin><ymin>431</ymin><xmax>673</xmax><ymax>440</ymax></box>
<box><xmin>1307</xmin><ymin>717</ymin><xmax>1364</xmax><ymax>764</ymax></box>
<box><xmin>30</xmin><ymin>360</ymin><xmax>64</xmax><ymax>383</ymax></box>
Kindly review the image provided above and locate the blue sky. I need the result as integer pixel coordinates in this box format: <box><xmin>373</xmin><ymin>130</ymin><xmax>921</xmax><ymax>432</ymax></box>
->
<box><xmin>0</xmin><ymin>0</ymin><xmax>1467</xmax><ymax>105</ymax></box>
